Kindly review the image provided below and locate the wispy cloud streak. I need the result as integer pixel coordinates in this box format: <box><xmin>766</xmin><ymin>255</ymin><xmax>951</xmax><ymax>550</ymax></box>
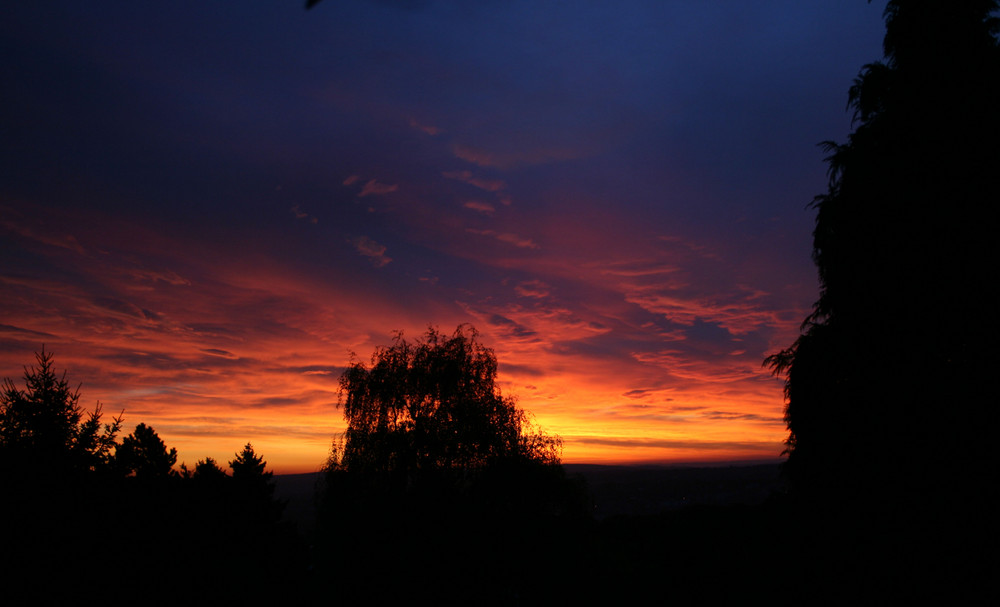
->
<box><xmin>1</xmin><ymin>0</ymin><xmax>885</xmax><ymax>471</ymax></box>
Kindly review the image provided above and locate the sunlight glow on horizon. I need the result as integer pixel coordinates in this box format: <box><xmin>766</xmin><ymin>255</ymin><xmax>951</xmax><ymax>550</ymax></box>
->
<box><xmin>0</xmin><ymin>244</ymin><xmax>792</xmax><ymax>474</ymax></box>
<box><xmin>0</xmin><ymin>0</ymin><xmax>884</xmax><ymax>475</ymax></box>
<box><xmin>0</xmin><ymin>198</ymin><xmax>799</xmax><ymax>473</ymax></box>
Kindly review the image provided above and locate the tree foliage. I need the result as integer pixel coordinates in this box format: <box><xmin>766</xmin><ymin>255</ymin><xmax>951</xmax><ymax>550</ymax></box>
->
<box><xmin>116</xmin><ymin>422</ymin><xmax>177</xmax><ymax>479</ymax></box>
<box><xmin>317</xmin><ymin>326</ymin><xmax>586</xmax><ymax>602</ymax></box>
<box><xmin>230</xmin><ymin>442</ymin><xmax>270</xmax><ymax>481</ymax></box>
<box><xmin>332</xmin><ymin>325</ymin><xmax>561</xmax><ymax>483</ymax></box>
<box><xmin>0</xmin><ymin>350</ymin><xmax>305</xmax><ymax>598</ymax></box>
<box><xmin>768</xmin><ymin>1</ymin><xmax>1000</xmax><ymax>499</ymax></box>
<box><xmin>230</xmin><ymin>442</ymin><xmax>283</xmax><ymax>524</ymax></box>
<box><xmin>0</xmin><ymin>348</ymin><xmax>122</xmax><ymax>475</ymax></box>
<box><xmin>193</xmin><ymin>456</ymin><xmax>227</xmax><ymax>479</ymax></box>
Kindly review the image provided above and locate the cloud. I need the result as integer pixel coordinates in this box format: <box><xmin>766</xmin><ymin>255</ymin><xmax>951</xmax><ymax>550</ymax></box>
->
<box><xmin>352</xmin><ymin>236</ymin><xmax>392</xmax><ymax>267</ymax></box>
<box><xmin>630</xmin><ymin>349</ymin><xmax>764</xmax><ymax>384</ymax></box>
<box><xmin>466</xmin><ymin>229</ymin><xmax>538</xmax><ymax>249</ymax></box>
<box><xmin>92</xmin><ymin>297</ymin><xmax>159</xmax><ymax>321</ymax></box>
<box><xmin>515</xmin><ymin>280</ymin><xmax>550</xmax><ymax>299</ymax></box>
<box><xmin>342</xmin><ymin>175</ymin><xmax>360</xmax><ymax>186</ymax></box>
<box><xmin>569</xmin><ymin>435</ymin><xmax>779</xmax><ymax>453</ymax></box>
<box><xmin>495</xmin><ymin>233</ymin><xmax>538</xmax><ymax>249</ymax></box>
<box><xmin>599</xmin><ymin>261</ymin><xmax>680</xmax><ymax>278</ymax></box>
<box><xmin>2</xmin><ymin>215</ymin><xmax>87</xmax><ymax>255</ymax></box>
<box><xmin>452</xmin><ymin>143</ymin><xmax>585</xmax><ymax>170</ymax></box>
<box><xmin>486</xmin><ymin>313</ymin><xmax>539</xmax><ymax>341</ymax></box>
<box><xmin>442</xmin><ymin>170</ymin><xmax>506</xmax><ymax>193</ymax></box>
<box><xmin>200</xmin><ymin>348</ymin><xmax>239</xmax><ymax>359</ymax></box>
<box><xmin>358</xmin><ymin>179</ymin><xmax>398</xmax><ymax>197</ymax></box>
<box><xmin>127</xmin><ymin>268</ymin><xmax>191</xmax><ymax>286</ymax></box>
<box><xmin>624</xmin><ymin>289</ymin><xmax>779</xmax><ymax>335</ymax></box>
<box><xmin>462</xmin><ymin>200</ymin><xmax>495</xmax><ymax>215</ymax></box>
<box><xmin>657</xmin><ymin>235</ymin><xmax>723</xmax><ymax>261</ymax></box>
<box><xmin>701</xmin><ymin>410</ymin><xmax>783</xmax><ymax>423</ymax></box>
<box><xmin>290</xmin><ymin>204</ymin><xmax>318</xmax><ymax>224</ymax></box>
<box><xmin>622</xmin><ymin>388</ymin><xmax>654</xmax><ymax>399</ymax></box>
<box><xmin>0</xmin><ymin>323</ymin><xmax>57</xmax><ymax>339</ymax></box>
<box><xmin>409</xmin><ymin>118</ymin><xmax>442</xmax><ymax>135</ymax></box>
<box><xmin>457</xmin><ymin>301</ymin><xmax>610</xmax><ymax>357</ymax></box>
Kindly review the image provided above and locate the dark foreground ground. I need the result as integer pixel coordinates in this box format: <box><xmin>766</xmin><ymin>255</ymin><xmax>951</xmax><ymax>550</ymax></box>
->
<box><xmin>6</xmin><ymin>461</ymin><xmax>986</xmax><ymax>603</ymax></box>
<box><xmin>269</xmin><ymin>461</ymin><xmax>793</xmax><ymax>604</ymax></box>
<box><xmin>271</xmin><ymin>462</ymin><xmax>988</xmax><ymax>604</ymax></box>
<box><xmin>274</xmin><ymin>460</ymin><xmax>787</xmax><ymax>533</ymax></box>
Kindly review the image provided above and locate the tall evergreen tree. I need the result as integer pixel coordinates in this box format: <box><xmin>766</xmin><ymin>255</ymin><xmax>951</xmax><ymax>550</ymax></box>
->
<box><xmin>115</xmin><ymin>422</ymin><xmax>177</xmax><ymax>479</ymax></box>
<box><xmin>769</xmin><ymin>1</ymin><xmax>1000</xmax><ymax>504</ymax></box>
<box><xmin>0</xmin><ymin>348</ymin><xmax>122</xmax><ymax>476</ymax></box>
<box><xmin>229</xmin><ymin>442</ymin><xmax>283</xmax><ymax>524</ymax></box>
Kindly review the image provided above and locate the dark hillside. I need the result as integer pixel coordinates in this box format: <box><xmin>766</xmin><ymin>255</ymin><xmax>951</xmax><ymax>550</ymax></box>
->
<box><xmin>567</xmin><ymin>461</ymin><xmax>785</xmax><ymax>518</ymax></box>
<box><xmin>274</xmin><ymin>461</ymin><xmax>787</xmax><ymax>531</ymax></box>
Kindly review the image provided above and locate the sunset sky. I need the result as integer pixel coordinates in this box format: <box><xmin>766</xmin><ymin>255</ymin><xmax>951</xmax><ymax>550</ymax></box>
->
<box><xmin>1</xmin><ymin>1</ymin><xmax>886</xmax><ymax>473</ymax></box>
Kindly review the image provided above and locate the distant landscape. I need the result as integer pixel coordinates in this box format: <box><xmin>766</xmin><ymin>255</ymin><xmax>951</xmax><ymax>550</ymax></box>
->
<box><xmin>3</xmin><ymin>1</ymin><xmax>996</xmax><ymax>602</ymax></box>
<box><xmin>275</xmin><ymin>461</ymin><xmax>787</xmax><ymax>533</ymax></box>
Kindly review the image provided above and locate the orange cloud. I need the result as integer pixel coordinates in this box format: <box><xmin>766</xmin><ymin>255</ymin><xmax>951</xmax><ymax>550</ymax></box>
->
<box><xmin>1</xmin><ymin>201</ymin><xmax>796</xmax><ymax>473</ymax></box>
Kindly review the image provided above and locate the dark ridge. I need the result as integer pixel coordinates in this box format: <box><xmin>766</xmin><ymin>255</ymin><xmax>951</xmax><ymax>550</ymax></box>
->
<box><xmin>565</xmin><ymin>461</ymin><xmax>786</xmax><ymax>518</ymax></box>
<box><xmin>274</xmin><ymin>460</ymin><xmax>787</xmax><ymax>530</ymax></box>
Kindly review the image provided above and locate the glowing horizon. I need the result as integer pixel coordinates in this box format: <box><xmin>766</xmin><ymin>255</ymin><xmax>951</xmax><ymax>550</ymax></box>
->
<box><xmin>0</xmin><ymin>205</ymin><xmax>798</xmax><ymax>473</ymax></box>
<box><xmin>0</xmin><ymin>2</ymin><xmax>885</xmax><ymax>474</ymax></box>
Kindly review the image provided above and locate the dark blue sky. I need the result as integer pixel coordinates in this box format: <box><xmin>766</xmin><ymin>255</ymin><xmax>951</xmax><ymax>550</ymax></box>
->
<box><xmin>1</xmin><ymin>1</ymin><xmax>886</xmax><ymax>470</ymax></box>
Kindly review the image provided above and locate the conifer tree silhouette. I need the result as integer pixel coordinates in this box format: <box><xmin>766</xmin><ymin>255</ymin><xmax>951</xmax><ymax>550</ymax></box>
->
<box><xmin>115</xmin><ymin>423</ymin><xmax>177</xmax><ymax>479</ymax></box>
<box><xmin>0</xmin><ymin>348</ymin><xmax>122</xmax><ymax>477</ymax></box>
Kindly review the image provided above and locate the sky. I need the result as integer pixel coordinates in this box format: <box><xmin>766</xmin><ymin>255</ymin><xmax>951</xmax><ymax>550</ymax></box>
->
<box><xmin>1</xmin><ymin>1</ymin><xmax>887</xmax><ymax>473</ymax></box>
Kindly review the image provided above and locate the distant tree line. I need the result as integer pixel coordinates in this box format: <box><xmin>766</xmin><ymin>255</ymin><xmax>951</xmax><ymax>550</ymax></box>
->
<box><xmin>0</xmin><ymin>348</ymin><xmax>298</xmax><ymax>600</ymax></box>
<box><xmin>0</xmin><ymin>334</ymin><xmax>589</xmax><ymax>603</ymax></box>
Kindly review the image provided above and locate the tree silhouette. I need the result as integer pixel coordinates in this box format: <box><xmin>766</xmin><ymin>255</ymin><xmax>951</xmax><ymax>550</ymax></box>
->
<box><xmin>115</xmin><ymin>422</ymin><xmax>177</xmax><ymax>479</ymax></box>
<box><xmin>332</xmin><ymin>325</ymin><xmax>560</xmax><ymax>484</ymax></box>
<box><xmin>229</xmin><ymin>442</ymin><xmax>284</xmax><ymax>525</ymax></box>
<box><xmin>768</xmin><ymin>1</ymin><xmax>1000</xmax><ymax>503</ymax></box>
<box><xmin>765</xmin><ymin>6</ymin><xmax>999</xmax><ymax>597</ymax></box>
<box><xmin>0</xmin><ymin>348</ymin><xmax>122</xmax><ymax>476</ymax></box>
<box><xmin>229</xmin><ymin>442</ymin><xmax>270</xmax><ymax>482</ymax></box>
<box><xmin>316</xmin><ymin>326</ymin><xmax>581</xmax><ymax>602</ymax></box>
<box><xmin>0</xmin><ymin>353</ymin><xmax>307</xmax><ymax>599</ymax></box>
<box><xmin>190</xmin><ymin>456</ymin><xmax>227</xmax><ymax>480</ymax></box>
